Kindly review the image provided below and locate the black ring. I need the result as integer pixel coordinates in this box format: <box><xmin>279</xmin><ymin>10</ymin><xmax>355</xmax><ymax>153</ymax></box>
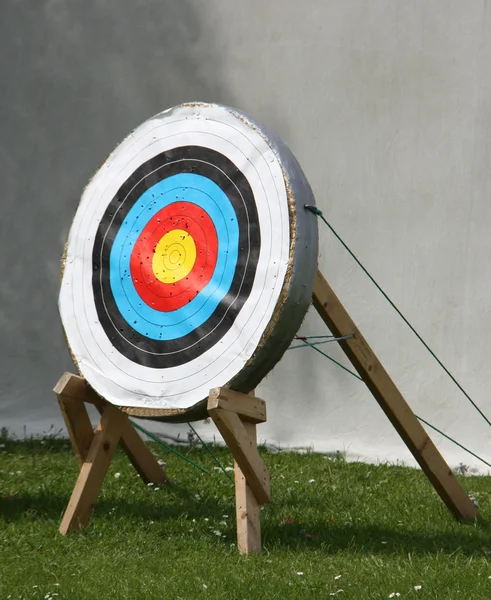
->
<box><xmin>92</xmin><ymin>146</ymin><xmax>261</xmax><ymax>368</ymax></box>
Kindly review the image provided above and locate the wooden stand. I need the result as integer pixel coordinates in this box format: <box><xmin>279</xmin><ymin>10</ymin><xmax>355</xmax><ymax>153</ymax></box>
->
<box><xmin>54</xmin><ymin>267</ymin><xmax>478</xmax><ymax>554</ymax></box>
<box><xmin>54</xmin><ymin>373</ymin><xmax>269</xmax><ymax>553</ymax></box>
<box><xmin>54</xmin><ymin>373</ymin><xmax>169</xmax><ymax>535</ymax></box>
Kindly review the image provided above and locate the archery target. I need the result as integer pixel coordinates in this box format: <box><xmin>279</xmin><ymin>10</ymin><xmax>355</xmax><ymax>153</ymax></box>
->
<box><xmin>60</xmin><ymin>103</ymin><xmax>318</xmax><ymax>416</ymax></box>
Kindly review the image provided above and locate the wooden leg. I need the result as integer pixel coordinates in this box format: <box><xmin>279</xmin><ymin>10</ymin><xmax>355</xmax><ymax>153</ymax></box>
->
<box><xmin>210</xmin><ymin>407</ymin><xmax>269</xmax><ymax>505</ymax></box>
<box><xmin>90</xmin><ymin>393</ymin><xmax>170</xmax><ymax>486</ymax></box>
<box><xmin>313</xmin><ymin>269</ymin><xmax>478</xmax><ymax>522</ymax></box>
<box><xmin>55</xmin><ymin>372</ymin><xmax>170</xmax><ymax>534</ymax></box>
<box><xmin>59</xmin><ymin>404</ymin><xmax>124</xmax><ymax>534</ymax></box>
<box><xmin>234</xmin><ymin>423</ymin><xmax>261</xmax><ymax>554</ymax></box>
<box><xmin>119</xmin><ymin>416</ymin><xmax>170</xmax><ymax>485</ymax></box>
<box><xmin>208</xmin><ymin>388</ymin><xmax>269</xmax><ymax>554</ymax></box>
<box><xmin>57</xmin><ymin>394</ymin><xmax>94</xmax><ymax>465</ymax></box>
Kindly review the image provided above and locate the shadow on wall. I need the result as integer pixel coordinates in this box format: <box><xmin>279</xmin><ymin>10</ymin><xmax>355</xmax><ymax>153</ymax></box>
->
<box><xmin>0</xmin><ymin>0</ymin><xmax>228</xmax><ymax>432</ymax></box>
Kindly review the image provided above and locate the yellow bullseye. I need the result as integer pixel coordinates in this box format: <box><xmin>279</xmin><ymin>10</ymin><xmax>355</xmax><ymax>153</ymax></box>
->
<box><xmin>152</xmin><ymin>229</ymin><xmax>196</xmax><ymax>284</ymax></box>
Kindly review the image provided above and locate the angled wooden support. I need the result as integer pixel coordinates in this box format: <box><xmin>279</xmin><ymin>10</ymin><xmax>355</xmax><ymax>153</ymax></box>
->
<box><xmin>313</xmin><ymin>270</ymin><xmax>478</xmax><ymax>522</ymax></box>
<box><xmin>54</xmin><ymin>372</ymin><xmax>169</xmax><ymax>535</ymax></box>
<box><xmin>208</xmin><ymin>387</ymin><xmax>270</xmax><ymax>554</ymax></box>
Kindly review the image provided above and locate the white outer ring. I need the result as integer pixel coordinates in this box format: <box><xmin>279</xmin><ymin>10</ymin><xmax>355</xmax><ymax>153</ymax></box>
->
<box><xmin>59</xmin><ymin>104</ymin><xmax>289</xmax><ymax>409</ymax></box>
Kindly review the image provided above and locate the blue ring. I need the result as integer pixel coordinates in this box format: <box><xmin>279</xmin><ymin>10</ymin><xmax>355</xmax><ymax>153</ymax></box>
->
<box><xmin>109</xmin><ymin>173</ymin><xmax>239</xmax><ymax>341</ymax></box>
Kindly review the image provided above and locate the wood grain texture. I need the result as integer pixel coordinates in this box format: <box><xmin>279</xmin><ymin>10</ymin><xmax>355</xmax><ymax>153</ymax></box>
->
<box><xmin>234</xmin><ymin>423</ymin><xmax>262</xmax><ymax>554</ymax></box>
<box><xmin>208</xmin><ymin>387</ymin><xmax>267</xmax><ymax>423</ymax></box>
<box><xmin>57</xmin><ymin>394</ymin><xmax>94</xmax><ymax>465</ymax></box>
<box><xmin>54</xmin><ymin>372</ymin><xmax>104</xmax><ymax>409</ymax></box>
<box><xmin>208</xmin><ymin>388</ymin><xmax>269</xmax><ymax>553</ymax></box>
<box><xmin>208</xmin><ymin>405</ymin><xmax>270</xmax><ymax>506</ymax></box>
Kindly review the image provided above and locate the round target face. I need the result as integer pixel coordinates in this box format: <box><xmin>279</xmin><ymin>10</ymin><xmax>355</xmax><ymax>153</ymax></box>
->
<box><xmin>60</xmin><ymin>103</ymin><xmax>318</xmax><ymax>415</ymax></box>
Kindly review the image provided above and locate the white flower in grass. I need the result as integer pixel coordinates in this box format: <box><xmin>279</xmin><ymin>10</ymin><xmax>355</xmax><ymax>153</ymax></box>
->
<box><xmin>388</xmin><ymin>594</ymin><xmax>400</xmax><ymax>598</ymax></box>
<box><xmin>309</xmin><ymin>479</ymin><xmax>316</xmax><ymax>484</ymax></box>
<box><xmin>114</xmin><ymin>472</ymin><xmax>121</xmax><ymax>478</ymax></box>
<box><xmin>213</xmin><ymin>530</ymin><xmax>222</xmax><ymax>536</ymax></box>
<box><xmin>296</xmin><ymin>572</ymin><xmax>304</xmax><ymax>576</ymax></box>
<box><xmin>224</xmin><ymin>466</ymin><xmax>234</xmax><ymax>472</ymax></box>
<box><xmin>329</xmin><ymin>591</ymin><xmax>344</xmax><ymax>596</ymax></box>
<box><xmin>334</xmin><ymin>575</ymin><xmax>342</xmax><ymax>580</ymax></box>
<box><xmin>414</xmin><ymin>585</ymin><xmax>422</xmax><ymax>590</ymax></box>
<box><xmin>203</xmin><ymin>584</ymin><xmax>208</xmax><ymax>589</ymax></box>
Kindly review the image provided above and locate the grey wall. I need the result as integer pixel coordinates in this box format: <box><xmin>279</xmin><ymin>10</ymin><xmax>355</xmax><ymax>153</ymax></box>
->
<box><xmin>0</xmin><ymin>1</ymin><xmax>233</xmax><ymax>433</ymax></box>
<box><xmin>2</xmin><ymin>1</ymin><xmax>491</xmax><ymax>473</ymax></box>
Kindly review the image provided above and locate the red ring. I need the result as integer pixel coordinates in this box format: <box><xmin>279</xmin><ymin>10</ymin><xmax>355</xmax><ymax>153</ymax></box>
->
<box><xmin>130</xmin><ymin>202</ymin><xmax>218</xmax><ymax>312</ymax></box>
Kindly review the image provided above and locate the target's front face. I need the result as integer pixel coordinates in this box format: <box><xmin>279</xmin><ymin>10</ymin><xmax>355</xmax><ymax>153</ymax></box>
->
<box><xmin>60</xmin><ymin>104</ymin><xmax>300</xmax><ymax>410</ymax></box>
<box><xmin>93</xmin><ymin>145</ymin><xmax>260</xmax><ymax>369</ymax></box>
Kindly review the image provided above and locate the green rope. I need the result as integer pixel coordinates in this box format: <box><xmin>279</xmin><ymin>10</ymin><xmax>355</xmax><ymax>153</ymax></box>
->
<box><xmin>306</xmin><ymin>205</ymin><xmax>491</xmax><ymax>428</ymax></box>
<box><xmin>188</xmin><ymin>422</ymin><xmax>234</xmax><ymax>483</ymax></box>
<box><xmin>300</xmin><ymin>338</ymin><xmax>491</xmax><ymax>470</ymax></box>
<box><xmin>299</xmin><ymin>338</ymin><xmax>363</xmax><ymax>380</ymax></box>
<box><xmin>289</xmin><ymin>334</ymin><xmax>354</xmax><ymax>350</ymax></box>
<box><xmin>297</xmin><ymin>335</ymin><xmax>337</xmax><ymax>339</ymax></box>
<box><xmin>299</xmin><ymin>211</ymin><xmax>491</xmax><ymax>469</ymax></box>
<box><xmin>289</xmin><ymin>340</ymin><xmax>338</xmax><ymax>350</ymax></box>
<box><xmin>131</xmin><ymin>420</ymin><xmax>212</xmax><ymax>476</ymax></box>
<box><xmin>415</xmin><ymin>415</ymin><xmax>491</xmax><ymax>470</ymax></box>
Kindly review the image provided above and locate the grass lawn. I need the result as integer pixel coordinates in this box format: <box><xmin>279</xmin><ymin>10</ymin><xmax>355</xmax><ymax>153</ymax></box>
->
<box><xmin>1</xmin><ymin>435</ymin><xmax>491</xmax><ymax>599</ymax></box>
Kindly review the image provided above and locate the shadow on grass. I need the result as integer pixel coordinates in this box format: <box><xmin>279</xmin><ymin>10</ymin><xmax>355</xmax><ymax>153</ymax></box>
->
<box><xmin>0</xmin><ymin>482</ymin><xmax>230</xmax><ymax>525</ymax></box>
<box><xmin>261</xmin><ymin>519</ymin><xmax>491</xmax><ymax>556</ymax></box>
<box><xmin>2</xmin><ymin>486</ymin><xmax>490</xmax><ymax>559</ymax></box>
